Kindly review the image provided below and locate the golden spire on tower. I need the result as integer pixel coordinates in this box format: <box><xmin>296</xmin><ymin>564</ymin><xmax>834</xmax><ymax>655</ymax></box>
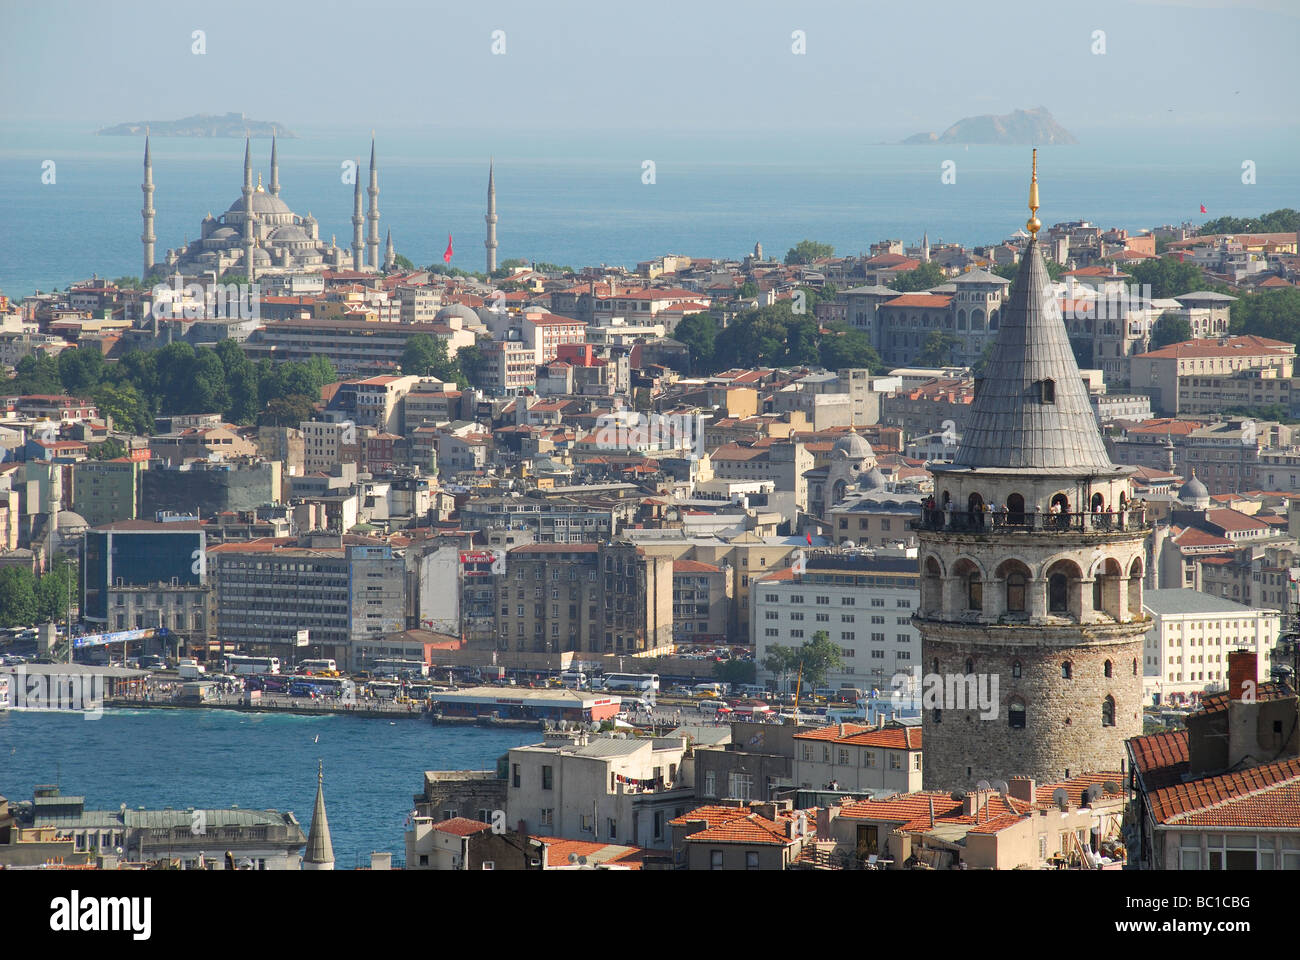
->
<box><xmin>256</xmin><ymin>172</ymin><xmax>264</xmax><ymax>192</ymax></box>
<box><xmin>1026</xmin><ymin>148</ymin><xmax>1041</xmax><ymax>237</ymax></box>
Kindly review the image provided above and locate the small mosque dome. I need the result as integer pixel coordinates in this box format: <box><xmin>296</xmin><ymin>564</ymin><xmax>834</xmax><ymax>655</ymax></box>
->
<box><xmin>832</xmin><ymin>430</ymin><xmax>873</xmax><ymax>460</ymax></box>
<box><xmin>436</xmin><ymin>303</ymin><xmax>481</xmax><ymax>325</ymax></box>
<box><xmin>858</xmin><ymin>466</ymin><xmax>888</xmax><ymax>491</ymax></box>
<box><xmin>1178</xmin><ymin>471</ymin><xmax>1209</xmax><ymax>505</ymax></box>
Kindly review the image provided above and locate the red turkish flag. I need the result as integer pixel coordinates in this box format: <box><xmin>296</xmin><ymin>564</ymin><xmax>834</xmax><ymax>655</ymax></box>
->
<box><xmin>443</xmin><ymin>234</ymin><xmax>453</xmax><ymax>263</ymax></box>
<box><xmin>1200</xmin><ymin>204</ymin><xmax>1207</xmax><ymax>213</ymax></box>
<box><xmin>806</xmin><ymin>531</ymin><xmax>813</xmax><ymax>546</ymax></box>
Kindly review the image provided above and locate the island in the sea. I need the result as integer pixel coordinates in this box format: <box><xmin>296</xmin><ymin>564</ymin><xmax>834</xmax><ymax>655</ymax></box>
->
<box><xmin>96</xmin><ymin>112</ymin><xmax>296</xmax><ymax>138</ymax></box>
<box><xmin>902</xmin><ymin>107</ymin><xmax>1076</xmax><ymax>145</ymax></box>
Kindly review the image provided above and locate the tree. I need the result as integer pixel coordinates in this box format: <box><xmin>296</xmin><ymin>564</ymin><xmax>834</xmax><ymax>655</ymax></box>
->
<box><xmin>1150</xmin><ymin>313</ymin><xmax>1193</xmax><ymax>350</ymax></box>
<box><xmin>915</xmin><ymin>331</ymin><xmax>959</xmax><ymax>367</ymax></box>
<box><xmin>392</xmin><ymin>254</ymin><xmax>416</xmax><ymax>271</ymax></box>
<box><xmin>794</xmin><ymin>631</ymin><xmax>843</xmax><ymax>690</ymax></box>
<box><xmin>738</xmin><ymin>281</ymin><xmax>759</xmax><ymax>299</ymax></box>
<box><xmin>0</xmin><ymin>567</ymin><xmax>38</xmax><ymax>627</ymax></box>
<box><xmin>819</xmin><ymin>324</ymin><xmax>882</xmax><ymax>372</ymax></box>
<box><xmin>1126</xmin><ymin>258</ymin><xmax>1205</xmax><ymax>299</ymax></box>
<box><xmin>89</xmin><ymin>437</ymin><xmax>128</xmax><ymax>461</ymax></box>
<box><xmin>674</xmin><ymin>312</ymin><xmax>719</xmax><ymax>374</ymax></box>
<box><xmin>714</xmin><ymin>659</ymin><xmax>757</xmax><ymax>686</ymax></box>
<box><xmin>57</xmin><ymin>347</ymin><xmax>105</xmax><ymax>395</ymax></box>
<box><xmin>454</xmin><ymin>342</ymin><xmax>486</xmax><ymax>390</ymax></box>
<box><xmin>1230</xmin><ymin>288</ymin><xmax>1300</xmax><ymax>348</ymax></box>
<box><xmin>1198</xmin><ymin>209</ymin><xmax>1300</xmax><ymax>236</ymax></box>
<box><xmin>35</xmin><ymin>558</ymin><xmax>75</xmax><ymax>622</ymax></box>
<box><xmin>890</xmin><ymin>262</ymin><xmax>947</xmax><ymax>293</ymax></box>
<box><xmin>92</xmin><ymin>382</ymin><xmax>152</xmax><ymax>435</ymax></box>
<box><xmin>783</xmin><ymin>317</ymin><xmax>821</xmax><ymax>366</ymax></box>
<box><xmin>764</xmin><ymin>632</ymin><xmax>843</xmax><ymax>692</ymax></box>
<box><xmin>785</xmin><ymin>240</ymin><xmax>834</xmax><ymax>265</ymax></box>
<box><xmin>258</xmin><ymin>394</ymin><xmax>318</xmax><ymax>427</ymax></box>
<box><xmin>401</xmin><ymin>333</ymin><xmax>455</xmax><ymax>379</ymax></box>
<box><xmin>8</xmin><ymin>354</ymin><xmax>62</xmax><ymax>395</ymax></box>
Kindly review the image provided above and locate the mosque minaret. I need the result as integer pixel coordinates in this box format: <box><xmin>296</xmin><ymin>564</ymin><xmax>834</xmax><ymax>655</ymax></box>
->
<box><xmin>485</xmin><ymin>158</ymin><xmax>498</xmax><ymax>274</ymax></box>
<box><xmin>365</xmin><ymin>136</ymin><xmax>380</xmax><ymax>270</ymax></box>
<box><xmin>141</xmin><ymin>132</ymin><xmax>156</xmax><ymax>279</ymax></box>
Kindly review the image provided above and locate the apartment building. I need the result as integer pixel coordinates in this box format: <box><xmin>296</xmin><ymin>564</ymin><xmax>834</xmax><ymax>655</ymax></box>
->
<box><xmin>495</xmin><ymin>541</ymin><xmax>673</xmax><ymax>655</ymax></box>
<box><xmin>1141</xmin><ymin>588</ymin><xmax>1278</xmax><ymax>707</ymax></box>
<box><xmin>792</xmin><ymin>722</ymin><xmax>923</xmax><ymax>793</ymax></box>
<box><xmin>752</xmin><ymin>548</ymin><xmax>921</xmax><ymax>694</ymax></box>
<box><xmin>506</xmin><ymin>731</ymin><xmax>692</xmax><ymax>850</ymax></box>
<box><xmin>1129</xmin><ymin>336</ymin><xmax>1295</xmax><ymax>417</ymax></box>
<box><xmin>209</xmin><ymin>536</ymin><xmax>405</xmax><ymax>669</ymax></box>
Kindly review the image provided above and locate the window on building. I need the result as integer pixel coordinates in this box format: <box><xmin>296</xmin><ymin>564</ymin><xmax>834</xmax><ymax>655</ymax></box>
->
<box><xmin>745</xmin><ymin>851</ymin><xmax>760</xmax><ymax>870</ymax></box>
<box><xmin>710</xmin><ymin>850</ymin><xmax>724</xmax><ymax>870</ymax></box>
<box><xmin>1102</xmin><ymin>695</ymin><xmax>1116</xmax><ymax>727</ymax></box>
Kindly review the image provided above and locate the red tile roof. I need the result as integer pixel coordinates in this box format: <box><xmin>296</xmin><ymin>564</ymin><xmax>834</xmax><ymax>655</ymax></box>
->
<box><xmin>793</xmin><ymin>723</ymin><xmax>921</xmax><ymax>750</ymax></box>
<box><xmin>1129</xmin><ymin>731</ymin><xmax>1191</xmax><ymax>791</ymax></box>
<box><xmin>431</xmin><ymin>817</ymin><xmax>493</xmax><ymax>837</ymax></box>
<box><xmin>1150</xmin><ymin>756</ymin><xmax>1300</xmax><ymax>826</ymax></box>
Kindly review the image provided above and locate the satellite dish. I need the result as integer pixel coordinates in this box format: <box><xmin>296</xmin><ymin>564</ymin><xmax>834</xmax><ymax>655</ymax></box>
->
<box><xmin>568</xmin><ymin>853</ymin><xmax>579</xmax><ymax>864</ymax></box>
<box><xmin>578</xmin><ymin>855</ymin><xmax>588</xmax><ymax>865</ymax></box>
<box><xmin>588</xmin><ymin>721</ymin><xmax>600</xmax><ymax>732</ymax></box>
<box><xmin>975</xmin><ymin>779</ymin><xmax>992</xmax><ymax>792</ymax></box>
<box><xmin>1052</xmin><ymin>787</ymin><xmax>1069</xmax><ymax>811</ymax></box>
<box><xmin>992</xmin><ymin>780</ymin><xmax>1009</xmax><ymax>795</ymax></box>
<box><xmin>950</xmin><ymin>790</ymin><xmax>966</xmax><ymax>802</ymax></box>
<box><xmin>1103</xmin><ymin>780</ymin><xmax>1121</xmax><ymax>794</ymax></box>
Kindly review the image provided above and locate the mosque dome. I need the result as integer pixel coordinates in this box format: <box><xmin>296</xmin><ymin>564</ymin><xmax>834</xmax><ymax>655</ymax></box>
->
<box><xmin>858</xmin><ymin>466</ymin><xmax>888</xmax><ymax>491</ymax></box>
<box><xmin>210</xmin><ymin>227</ymin><xmax>238</xmax><ymax>240</ymax></box>
<box><xmin>269</xmin><ymin>225</ymin><xmax>310</xmax><ymax>242</ymax></box>
<box><xmin>226</xmin><ymin>192</ymin><xmax>294</xmax><ymax>216</ymax></box>
<box><xmin>1178</xmin><ymin>471</ymin><xmax>1209</xmax><ymax>505</ymax></box>
<box><xmin>436</xmin><ymin>303</ymin><xmax>481</xmax><ymax>325</ymax></box>
<box><xmin>832</xmin><ymin>429</ymin><xmax>873</xmax><ymax>461</ymax></box>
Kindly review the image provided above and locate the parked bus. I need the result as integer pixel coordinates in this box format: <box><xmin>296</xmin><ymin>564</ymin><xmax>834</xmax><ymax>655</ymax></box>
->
<box><xmin>365</xmin><ymin>681</ymin><xmax>401</xmax><ymax>699</ymax></box>
<box><xmin>225</xmin><ymin>655</ymin><xmax>282</xmax><ymax>676</ymax></box>
<box><xmin>299</xmin><ymin>659</ymin><xmax>338</xmax><ymax>676</ymax></box>
<box><xmin>288</xmin><ymin>676</ymin><xmax>356</xmax><ymax>699</ymax></box>
<box><xmin>372</xmin><ymin>659</ymin><xmax>428</xmax><ymax>679</ymax></box>
<box><xmin>599</xmin><ymin>673</ymin><xmax>660</xmax><ymax>694</ymax></box>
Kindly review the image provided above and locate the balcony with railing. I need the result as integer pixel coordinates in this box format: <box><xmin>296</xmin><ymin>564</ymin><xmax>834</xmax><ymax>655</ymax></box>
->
<box><xmin>911</xmin><ymin>506</ymin><xmax>1151</xmax><ymax>536</ymax></box>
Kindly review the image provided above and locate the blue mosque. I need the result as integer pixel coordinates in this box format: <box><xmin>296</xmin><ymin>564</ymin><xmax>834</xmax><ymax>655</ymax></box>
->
<box><xmin>142</xmin><ymin>135</ymin><xmax>394</xmax><ymax>282</ymax></box>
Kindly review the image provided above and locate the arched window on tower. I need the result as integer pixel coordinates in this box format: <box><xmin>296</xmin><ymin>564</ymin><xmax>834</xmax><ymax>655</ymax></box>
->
<box><xmin>967</xmin><ymin>573</ymin><xmax>983</xmax><ymax>611</ymax></box>
<box><xmin>1049</xmin><ymin>573</ymin><xmax>1069</xmax><ymax>613</ymax></box>
<box><xmin>932</xmin><ymin>658</ymin><xmax>939</xmax><ymax>674</ymax></box>
<box><xmin>964</xmin><ymin>658</ymin><xmax>975</xmax><ymax>675</ymax></box>
<box><xmin>1038</xmin><ymin>378</ymin><xmax>1056</xmax><ymax>403</ymax></box>
<box><xmin>1006</xmin><ymin>493</ymin><xmax>1025</xmax><ymax>525</ymax></box>
<box><xmin>1011</xmin><ymin>660</ymin><xmax>1022</xmax><ymax>679</ymax></box>
<box><xmin>1006</xmin><ymin>571</ymin><xmax>1027</xmax><ymax>612</ymax></box>
<box><xmin>1104</xmin><ymin>660</ymin><xmax>1113</xmax><ymax>678</ymax></box>
<box><xmin>1008</xmin><ymin>698</ymin><xmax>1026</xmax><ymax>729</ymax></box>
<box><xmin>1061</xmin><ymin>661</ymin><xmax>1073</xmax><ymax>679</ymax></box>
<box><xmin>1102</xmin><ymin>695</ymin><xmax>1116</xmax><ymax>727</ymax></box>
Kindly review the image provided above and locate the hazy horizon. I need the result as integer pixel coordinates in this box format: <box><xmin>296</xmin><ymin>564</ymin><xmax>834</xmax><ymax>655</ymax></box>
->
<box><xmin>3</xmin><ymin>0</ymin><xmax>1298</xmax><ymax>138</ymax></box>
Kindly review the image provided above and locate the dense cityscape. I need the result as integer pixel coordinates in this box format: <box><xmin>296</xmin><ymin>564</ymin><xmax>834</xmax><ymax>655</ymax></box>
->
<box><xmin>2</xmin><ymin>0</ymin><xmax>1298</xmax><ymax>944</ymax></box>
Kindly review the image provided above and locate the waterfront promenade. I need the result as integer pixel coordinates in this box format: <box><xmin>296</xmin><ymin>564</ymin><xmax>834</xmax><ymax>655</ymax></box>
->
<box><xmin>108</xmin><ymin>688</ymin><xmax>429</xmax><ymax>719</ymax></box>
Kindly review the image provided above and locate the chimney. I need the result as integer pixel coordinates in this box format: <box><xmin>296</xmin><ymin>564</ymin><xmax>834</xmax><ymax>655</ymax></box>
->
<box><xmin>927</xmin><ymin>795</ymin><xmax>935</xmax><ymax>828</ymax></box>
<box><xmin>1007</xmin><ymin>776</ymin><xmax>1036</xmax><ymax>804</ymax></box>
<box><xmin>838</xmin><ymin>723</ymin><xmax>846</xmax><ymax>738</ymax></box>
<box><xmin>1228</xmin><ymin>650</ymin><xmax>1257</xmax><ymax>701</ymax></box>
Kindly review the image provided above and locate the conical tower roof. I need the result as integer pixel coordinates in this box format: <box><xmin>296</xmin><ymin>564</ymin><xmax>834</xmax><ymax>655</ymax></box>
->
<box><xmin>304</xmin><ymin>761</ymin><xmax>334</xmax><ymax>868</ymax></box>
<box><xmin>947</xmin><ymin>236</ymin><xmax>1116</xmax><ymax>474</ymax></box>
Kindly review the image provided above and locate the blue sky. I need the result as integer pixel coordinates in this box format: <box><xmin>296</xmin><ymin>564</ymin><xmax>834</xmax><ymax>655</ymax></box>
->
<box><xmin>2</xmin><ymin>0</ymin><xmax>1297</xmax><ymax>138</ymax></box>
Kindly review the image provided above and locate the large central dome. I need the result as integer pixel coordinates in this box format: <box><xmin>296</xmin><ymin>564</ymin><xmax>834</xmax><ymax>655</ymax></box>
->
<box><xmin>227</xmin><ymin>192</ymin><xmax>293</xmax><ymax>216</ymax></box>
